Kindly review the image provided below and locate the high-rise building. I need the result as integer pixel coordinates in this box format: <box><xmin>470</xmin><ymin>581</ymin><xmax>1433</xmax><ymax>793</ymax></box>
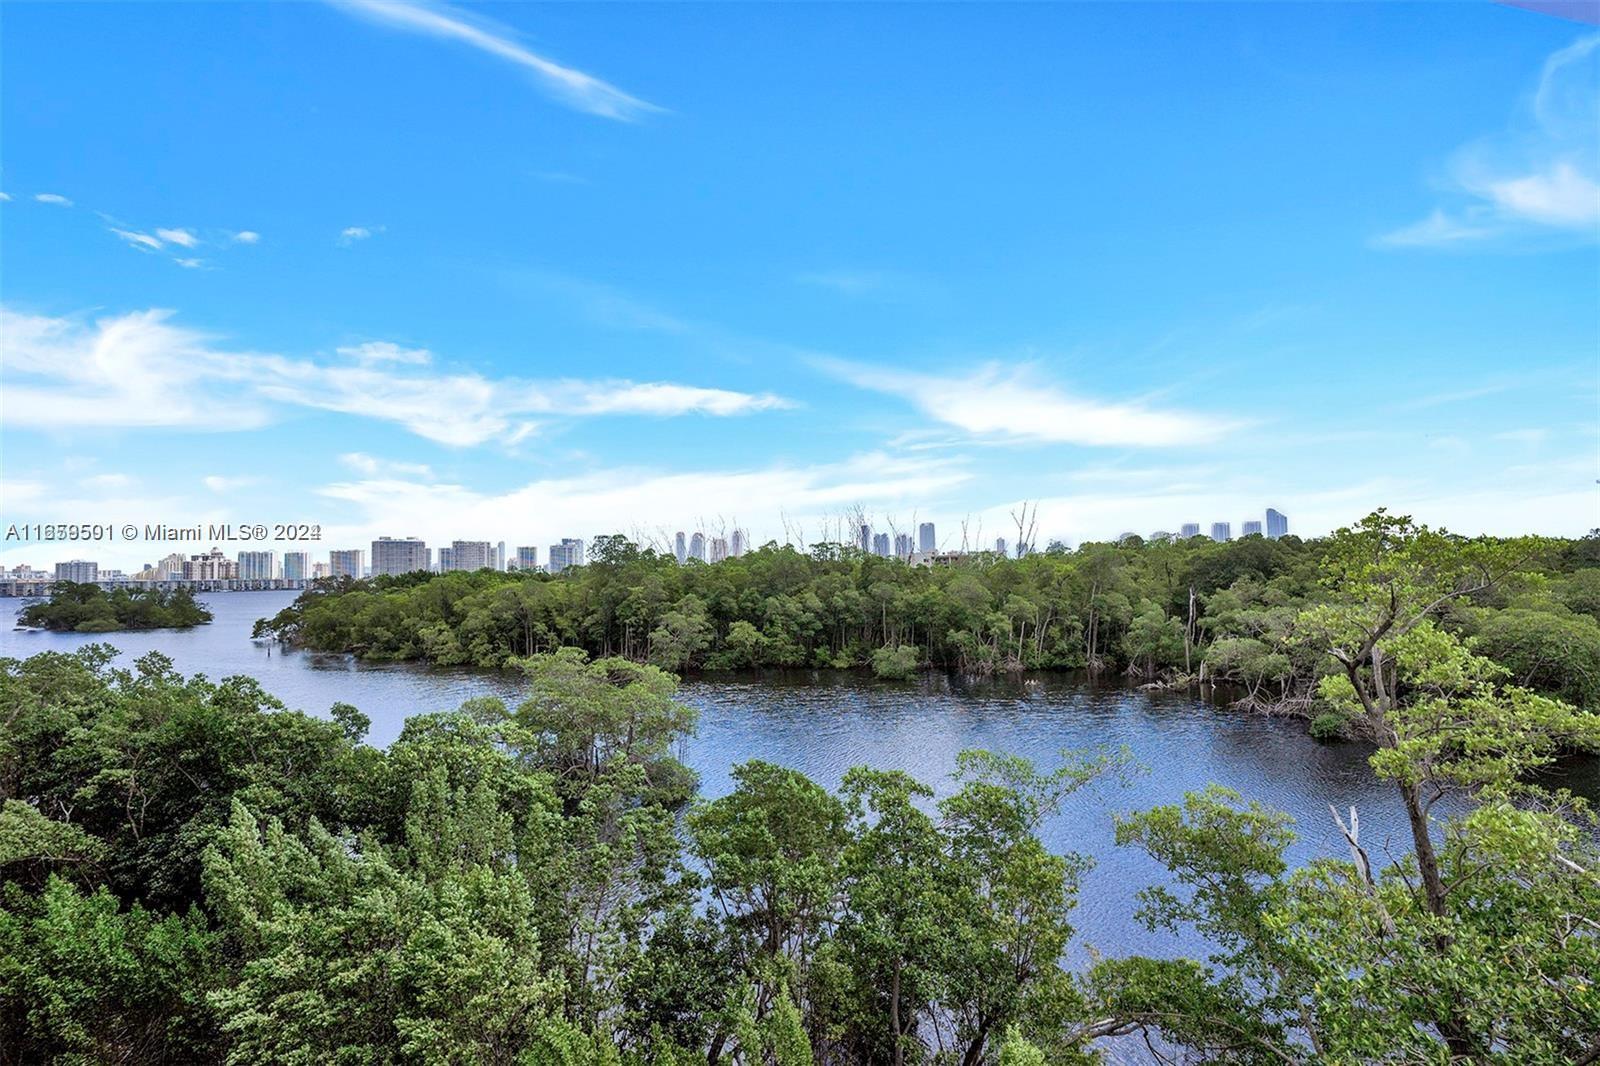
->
<box><xmin>1210</xmin><ymin>522</ymin><xmax>1232</xmax><ymax>543</ymax></box>
<box><xmin>329</xmin><ymin>550</ymin><xmax>365</xmax><ymax>579</ymax></box>
<box><xmin>497</xmin><ymin>542</ymin><xmax>507</xmax><ymax>570</ymax></box>
<box><xmin>674</xmin><ymin>532</ymin><xmax>688</xmax><ymax>564</ymax></box>
<box><xmin>312</xmin><ymin>562</ymin><xmax>331</xmax><ymax>579</ymax></box>
<box><xmin>447</xmin><ymin>541</ymin><xmax>494</xmax><ymax>572</ymax></box>
<box><xmin>55</xmin><ymin>560</ymin><xmax>99</xmax><ymax>583</ymax></box>
<box><xmin>918</xmin><ymin>522</ymin><xmax>936</xmax><ymax>552</ymax></box>
<box><xmin>730</xmin><ymin>529</ymin><xmax>747</xmax><ymax>557</ymax></box>
<box><xmin>1241</xmin><ymin>520</ymin><xmax>1264</xmax><ymax>537</ymax></box>
<box><xmin>156</xmin><ymin>552</ymin><xmax>186</xmax><ymax>578</ymax></box>
<box><xmin>371</xmin><ymin>536</ymin><xmax>430</xmax><ymax>576</ymax></box>
<box><xmin>1266</xmin><ymin>508</ymin><xmax>1289</xmax><ymax>539</ymax></box>
<box><xmin>857</xmin><ymin>524</ymin><xmax>872</xmax><ymax>553</ymax></box>
<box><xmin>995</xmin><ymin>537</ymin><xmax>1008</xmax><ymax>557</ymax></box>
<box><xmin>1148</xmin><ymin>531</ymin><xmax>1174</xmax><ymax>543</ymax></box>
<box><xmin>871</xmin><ymin>532</ymin><xmax>890</xmax><ymax>557</ymax></box>
<box><xmin>237</xmin><ymin>551</ymin><xmax>278</xmax><ymax>580</ymax></box>
<box><xmin>549</xmin><ymin>538</ymin><xmax>585</xmax><ymax>574</ymax></box>
<box><xmin>689</xmin><ymin>532</ymin><xmax>707</xmax><ymax>562</ymax></box>
<box><xmin>710</xmin><ymin>536</ymin><xmax>729</xmax><ymax>563</ymax></box>
<box><xmin>894</xmin><ymin>532</ymin><xmax>912</xmax><ymax>558</ymax></box>
<box><xmin>437</xmin><ymin>547</ymin><xmax>454</xmax><ymax>571</ymax></box>
<box><xmin>184</xmin><ymin>548</ymin><xmax>238</xmax><ymax>580</ymax></box>
<box><xmin>282</xmin><ymin>551</ymin><xmax>309</xmax><ymax>581</ymax></box>
<box><xmin>1180</xmin><ymin>523</ymin><xmax>1201</xmax><ymax>539</ymax></box>
<box><xmin>515</xmin><ymin>546</ymin><xmax>539</xmax><ymax>571</ymax></box>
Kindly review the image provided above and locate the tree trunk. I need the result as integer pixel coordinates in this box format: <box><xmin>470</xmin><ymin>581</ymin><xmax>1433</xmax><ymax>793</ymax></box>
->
<box><xmin>891</xmin><ymin>956</ymin><xmax>904</xmax><ymax>1066</ymax></box>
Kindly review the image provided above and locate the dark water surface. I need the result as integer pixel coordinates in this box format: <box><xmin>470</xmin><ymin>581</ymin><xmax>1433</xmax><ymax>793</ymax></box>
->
<box><xmin>7</xmin><ymin>591</ymin><xmax>1597</xmax><ymax>965</ymax></box>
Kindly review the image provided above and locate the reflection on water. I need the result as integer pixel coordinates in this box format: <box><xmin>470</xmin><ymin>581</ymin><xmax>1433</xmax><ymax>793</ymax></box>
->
<box><xmin>6</xmin><ymin>591</ymin><xmax>1597</xmax><ymax>962</ymax></box>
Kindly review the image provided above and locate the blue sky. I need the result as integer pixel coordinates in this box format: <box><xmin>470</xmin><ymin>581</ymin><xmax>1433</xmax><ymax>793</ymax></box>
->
<box><xmin>2</xmin><ymin>1</ymin><xmax>1596</xmax><ymax>568</ymax></box>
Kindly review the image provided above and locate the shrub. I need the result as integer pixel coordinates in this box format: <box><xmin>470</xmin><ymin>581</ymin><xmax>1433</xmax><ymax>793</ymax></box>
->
<box><xmin>870</xmin><ymin>645</ymin><xmax>919</xmax><ymax>680</ymax></box>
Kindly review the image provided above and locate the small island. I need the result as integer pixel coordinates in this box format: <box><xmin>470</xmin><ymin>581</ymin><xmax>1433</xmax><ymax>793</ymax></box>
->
<box><xmin>17</xmin><ymin>581</ymin><xmax>213</xmax><ymax>632</ymax></box>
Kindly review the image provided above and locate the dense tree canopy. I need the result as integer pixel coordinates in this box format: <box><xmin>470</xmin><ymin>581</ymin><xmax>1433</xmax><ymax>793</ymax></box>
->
<box><xmin>4</xmin><ymin>513</ymin><xmax>1599</xmax><ymax>1063</ymax></box>
<box><xmin>18</xmin><ymin>582</ymin><xmax>212</xmax><ymax>632</ymax></box>
<box><xmin>257</xmin><ymin>522</ymin><xmax>1600</xmax><ymax>729</ymax></box>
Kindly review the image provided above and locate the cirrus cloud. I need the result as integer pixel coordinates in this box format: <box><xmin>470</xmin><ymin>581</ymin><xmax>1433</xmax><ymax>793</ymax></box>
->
<box><xmin>0</xmin><ymin>305</ymin><xmax>792</xmax><ymax>447</ymax></box>
<box><xmin>331</xmin><ymin>0</ymin><xmax>660</xmax><ymax>121</ymax></box>
<box><xmin>816</xmin><ymin>357</ymin><xmax>1235</xmax><ymax>448</ymax></box>
<box><xmin>1379</xmin><ymin>34</ymin><xmax>1600</xmax><ymax>248</ymax></box>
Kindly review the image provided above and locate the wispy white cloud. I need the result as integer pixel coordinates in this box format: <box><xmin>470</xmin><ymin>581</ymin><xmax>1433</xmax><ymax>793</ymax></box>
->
<box><xmin>0</xmin><ymin>306</ymin><xmax>793</xmax><ymax>447</ymax></box>
<box><xmin>339</xmin><ymin>452</ymin><xmax>436</xmax><ymax>479</ymax></box>
<box><xmin>337</xmin><ymin>340</ymin><xmax>433</xmax><ymax>365</ymax></box>
<box><xmin>34</xmin><ymin>193</ymin><xmax>72</xmax><ymax>206</ymax></box>
<box><xmin>203</xmin><ymin>475</ymin><xmax>259</xmax><ymax>492</ymax></box>
<box><xmin>817</xmin><ymin>357</ymin><xmax>1234</xmax><ymax>448</ymax></box>
<box><xmin>102</xmin><ymin>219</ymin><xmax>241</xmax><ymax>267</ymax></box>
<box><xmin>1378</xmin><ymin>34</ymin><xmax>1600</xmax><ymax>248</ymax></box>
<box><xmin>233</xmin><ymin>230</ymin><xmax>261</xmax><ymax>244</ymax></box>
<box><xmin>0</xmin><ymin>192</ymin><xmax>11</xmax><ymax>202</ymax></box>
<box><xmin>339</xmin><ymin>225</ymin><xmax>382</xmax><ymax>244</ymax></box>
<box><xmin>110</xmin><ymin>228</ymin><xmax>165</xmax><ymax>251</ymax></box>
<box><xmin>314</xmin><ymin>451</ymin><xmax>973</xmax><ymax>549</ymax></box>
<box><xmin>970</xmin><ymin>473</ymin><xmax>1600</xmax><ymax>545</ymax></box>
<box><xmin>332</xmin><ymin>0</ymin><xmax>659</xmax><ymax>121</ymax></box>
<box><xmin>156</xmin><ymin>227</ymin><xmax>199</xmax><ymax>248</ymax></box>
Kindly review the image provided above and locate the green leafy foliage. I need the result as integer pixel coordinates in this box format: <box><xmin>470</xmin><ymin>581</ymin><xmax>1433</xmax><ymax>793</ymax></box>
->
<box><xmin>1</xmin><ymin>515</ymin><xmax>1598</xmax><ymax>1063</ymax></box>
<box><xmin>19</xmin><ymin>582</ymin><xmax>212</xmax><ymax>632</ymax></box>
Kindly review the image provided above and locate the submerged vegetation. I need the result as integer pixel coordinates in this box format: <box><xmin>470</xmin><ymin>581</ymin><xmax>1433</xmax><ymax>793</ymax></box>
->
<box><xmin>4</xmin><ymin>514</ymin><xmax>1599</xmax><ymax>1063</ymax></box>
<box><xmin>257</xmin><ymin>513</ymin><xmax>1600</xmax><ymax>727</ymax></box>
<box><xmin>17</xmin><ymin>581</ymin><xmax>213</xmax><ymax>632</ymax></box>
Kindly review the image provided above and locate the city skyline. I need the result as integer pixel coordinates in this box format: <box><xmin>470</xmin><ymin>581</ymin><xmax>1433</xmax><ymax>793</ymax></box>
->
<box><xmin>1</xmin><ymin>3</ymin><xmax>1595</xmax><ymax>567</ymax></box>
<box><xmin>4</xmin><ymin>503</ymin><xmax>1299</xmax><ymax>589</ymax></box>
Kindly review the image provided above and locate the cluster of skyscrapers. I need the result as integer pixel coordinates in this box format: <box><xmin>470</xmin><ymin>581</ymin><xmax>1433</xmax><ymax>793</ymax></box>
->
<box><xmin>1163</xmin><ymin>508</ymin><xmax>1288</xmax><ymax>544</ymax></box>
<box><xmin>855</xmin><ymin>522</ymin><xmax>937</xmax><ymax>560</ymax></box>
<box><xmin>362</xmin><ymin>537</ymin><xmax>589</xmax><ymax>578</ymax></box>
<box><xmin>4</xmin><ymin>511</ymin><xmax>1291</xmax><ymax>596</ymax></box>
<box><xmin>672</xmin><ymin>529</ymin><xmax>750</xmax><ymax>564</ymax></box>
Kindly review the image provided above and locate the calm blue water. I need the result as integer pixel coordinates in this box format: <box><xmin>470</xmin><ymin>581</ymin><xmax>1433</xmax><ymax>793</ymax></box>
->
<box><xmin>6</xmin><ymin>591</ymin><xmax>1597</xmax><ymax>966</ymax></box>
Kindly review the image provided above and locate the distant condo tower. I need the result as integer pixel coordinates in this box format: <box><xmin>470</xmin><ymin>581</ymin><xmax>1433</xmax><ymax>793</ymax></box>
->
<box><xmin>918</xmin><ymin>522</ymin><xmax>936</xmax><ymax>552</ymax></box>
<box><xmin>515</xmin><ymin>546</ymin><xmax>538</xmax><ymax>571</ymax></box>
<box><xmin>549</xmin><ymin>538</ymin><xmax>586</xmax><ymax>574</ymax></box>
<box><xmin>329</xmin><ymin>550</ymin><xmax>364</xmax><ymax>579</ymax></box>
<box><xmin>448</xmin><ymin>541</ymin><xmax>494</xmax><ymax>572</ymax></box>
<box><xmin>1241</xmin><ymin>520</ymin><xmax>1263</xmax><ymax>537</ymax></box>
<box><xmin>237</xmin><ymin>550</ymin><xmax>278</xmax><ymax>581</ymax></box>
<box><xmin>674</xmin><ymin>531</ymin><xmax>688</xmax><ymax>564</ymax></box>
<box><xmin>55</xmin><ymin>560</ymin><xmax>99</xmax><ymax>583</ymax></box>
<box><xmin>689</xmin><ymin>532</ymin><xmax>707</xmax><ymax>563</ymax></box>
<box><xmin>858</xmin><ymin>524</ymin><xmax>872</xmax><ymax>553</ymax></box>
<box><xmin>1210</xmin><ymin>522</ymin><xmax>1232</xmax><ymax>543</ymax></box>
<box><xmin>994</xmin><ymin>537</ymin><xmax>1008</xmax><ymax>557</ymax></box>
<box><xmin>1180</xmin><ymin>523</ymin><xmax>1201</xmax><ymax>539</ymax></box>
<box><xmin>371</xmin><ymin>536</ymin><xmax>429</xmax><ymax>576</ymax></box>
<box><xmin>282</xmin><ymin>551</ymin><xmax>309</xmax><ymax>581</ymax></box>
<box><xmin>1266</xmin><ymin>508</ymin><xmax>1289</xmax><ymax>539</ymax></box>
<box><xmin>894</xmin><ymin>532</ymin><xmax>912</xmax><ymax>558</ymax></box>
<box><xmin>872</xmin><ymin>532</ymin><xmax>890</xmax><ymax>557</ymax></box>
<box><xmin>730</xmin><ymin>529</ymin><xmax>747</xmax><ymax>557</ymax></box>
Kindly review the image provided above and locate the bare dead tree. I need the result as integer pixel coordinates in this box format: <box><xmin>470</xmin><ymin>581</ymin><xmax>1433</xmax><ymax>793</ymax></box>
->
<box><xmin>843</xmin><ymin>503</ymin><xmax>872</xmax><ymax>554</ymax></box>
<box><xmin>1011</xmin><ymin>500</ymin><xmax>1040</xmax><ymax>558</ymax></box>
<box><xmin>780</xmin><ymin>510</ymin><xmax>806</xmax><ymax>550</ymax></box>
<box><xmin>884</xmin><ymin>512</ymin><xmax>904</xmax><ymax>562</ymax></box>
